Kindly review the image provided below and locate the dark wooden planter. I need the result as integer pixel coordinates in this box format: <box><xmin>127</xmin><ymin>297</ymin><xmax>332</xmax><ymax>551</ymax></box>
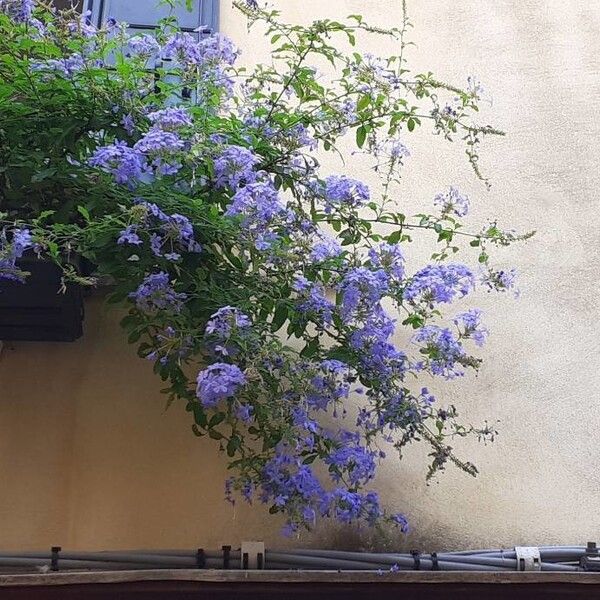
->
<box><xmin>0</xmin><ymin>255</ymin><xmax>84</xmax><ymax>342</ymax></box>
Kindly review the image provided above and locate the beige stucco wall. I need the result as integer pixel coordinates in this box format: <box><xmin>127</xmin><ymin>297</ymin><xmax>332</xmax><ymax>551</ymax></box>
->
<box><xmin>1</xmin><ymin>0</ymin><xmax>599</xmax><ymax>552</ymax></box>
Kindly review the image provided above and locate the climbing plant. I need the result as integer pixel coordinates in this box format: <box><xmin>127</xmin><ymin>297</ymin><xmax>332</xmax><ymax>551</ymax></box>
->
<box><xmin>0</xmin><ymin>0</ymin><xmax>531</xmax><ymax>535</ymax></box>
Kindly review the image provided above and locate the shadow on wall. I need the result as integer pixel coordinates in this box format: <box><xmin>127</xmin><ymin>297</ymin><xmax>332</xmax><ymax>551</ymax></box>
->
<box><xmin>0</xmin><ymin>292</ymin><xmax>285</xmax><ymax>550</ymax></box>
<box><xmin>0</xmin><ymin>289</ymin><xmax>435</xmax><ymax>552</ymax></box>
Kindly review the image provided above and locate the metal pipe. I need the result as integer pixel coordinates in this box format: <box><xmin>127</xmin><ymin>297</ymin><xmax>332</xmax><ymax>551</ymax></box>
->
<box><xmin>0</xmin><ymin>546</ymin><xmax>586</xmax><ymax>572</ymax></box>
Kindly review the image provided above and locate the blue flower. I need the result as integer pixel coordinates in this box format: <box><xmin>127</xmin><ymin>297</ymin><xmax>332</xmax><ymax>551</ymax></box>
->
<box><xmin>325</xmin><ymin>431</ymin><xmax>377</xmax><ymax>486</ymax></box>
<box><xmin>89</xmin><ymin>140</ymin><xmax>149</xmax><ymax>185</ymax></box>
<box><xmin>214</xmin><ymin>145</ymin><xmax>260</xmax><ymax>189</ymax></box>
<box><xmin>1</xmin><ymin>0</ymin><xmax>34</xmax><ymax>23</ymax></box>
<box><xmin>130</xmin><ymin>272</ymin><xmax>187</xmax><ymax>313</ymax></box>
<box><xmin>121</xmin><ymin>114</ymin><xmax>135</xmax><ymax>136</ymax></box>
<box><xmin>128</xmin><ymin>34</ymin><xmax>161</xmax><ymax>57</ymax></box>
<box><xmin>225</xmin><ymin>180</ymin><xmax>288</xmax><ymax>247</ymax></box>
<box><xmin>413</xmin><ymin>325</ymin><xmax>466</xmax><ymax>379</ymax></box>
<box><xmin>368</xmin><ymin>242</ymin><xmax>405</xmax><ymax>280</ymax></box>
<box><xmin>0</xmin><ymin>227</ymin><xmax>33</xmax><ymax>282</ymax></box>
<box><xmin>316</xmin><ymin>175</ymin><xmax>370</xmax><ymax>213</ymax></box>
<box><xmin>196</xmin><ymin>362</ymin><xmax>247</xmax><ymax>407</ymax></box>
<box><xmin>453</xmin><ymin>308</ymin><xmax>488</xmax><ymax>347</ymax></box>
<box><xmin>481</xmin><ymin>268</ymin><xmax>519</xmax><ymax>296</ymax></box>
<box><xmin>293</xmin><ymin>275</ymin><xmax>335</xmax><ymax>326</ymax></box>
<box><xmin>117</xmin><ymin>225</ymin><xmax>142</xmax><ymax>246</ymax></box>
<box><xmin>310</xmin><ymin>235</ymin><xmax>342</xmax><ymax>262</ymax></box>
<box><xmin>338</xmin><ymin>267</ymin><xmax>389</xmax><ymax>321</ymax></box>
<box><xmin>235</xmin><ymin>403</ymin><xmax>254</xmax><ymax>422</ymax></box>
<box><xmin>205</xmin><ymin>306</ymin><xmax>252</xmax><ymax>339</ymax></box>
<box><xmin>434</xmin><ymin>186</ymin><xmax>469</xmax><ymax>217</ymax></box>
<box><xmin>31</xmin><ymin>54</ymin><xmax>86</xmax><ymax>78</ymax></box>
<box><xmin>391</xmin><ymin>513</ymin><xmax>409</xmax><ymax>533</ymax></box>
<box><xmin>12</xmin><ymin>228</ymin><xmax>32</xmax><ymax>254</ymax></box>
<box><xmin>147</xmin><ymin>107</ymin><xmax>192</xmax><ymax>131</ymax></box>
<box><xmin>403</xmin><ymin>263</ymin><xmax>475</xmax><ymax>305</ymax></box>
<box><xmin>134</xmin><ymin>128</ymin><xmax>185</xmax><ymax>154</ymax></box>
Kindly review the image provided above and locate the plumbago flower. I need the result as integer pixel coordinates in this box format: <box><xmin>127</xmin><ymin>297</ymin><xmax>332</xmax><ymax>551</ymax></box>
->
<box><xmin>0</xmin><ymin>0</ymin><xmax>534</xmax><ymax>535</ymax></box>
<box><xmin>0</xmin><ymin>227</ymin><xmax>33</xmax><ymax>281</ymax></box>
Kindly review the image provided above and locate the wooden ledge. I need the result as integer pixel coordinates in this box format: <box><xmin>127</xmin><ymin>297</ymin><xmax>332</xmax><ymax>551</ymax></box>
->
<box><xmin>1</xmin><ymin>569</ymin><xmax>599</xmax><ymax>587</ymax></box>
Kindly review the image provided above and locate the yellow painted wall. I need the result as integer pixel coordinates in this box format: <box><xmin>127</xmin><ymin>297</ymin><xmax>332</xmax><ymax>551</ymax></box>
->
<box><xmin>1</xmin><ymin>0</ymin><xmax>599</xmax><ymax>551</ymax></box>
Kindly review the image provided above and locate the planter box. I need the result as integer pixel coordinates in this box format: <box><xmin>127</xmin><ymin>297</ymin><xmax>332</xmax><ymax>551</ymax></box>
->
<box><xmin>0</xmin><ymin>256</ymin><xmax>84</xmax><ymax>342</ymax></box>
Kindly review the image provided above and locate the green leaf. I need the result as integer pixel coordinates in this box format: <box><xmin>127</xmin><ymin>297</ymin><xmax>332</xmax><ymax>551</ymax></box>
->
<box><xmin>209</xmin><ymin>412</ymin><xmax>225</xmax><ymax>428</ymax></box>
<box><xmin>357</xmin><ymin>94</ymin><xmax>371</xmax><ymax>111</ymax></box>
<box><xmin>356</xmin><ymin>125</ymin><xmax>367</xmax><ymax>148</ymax></box>
<box><xmin>127</xmin><ymin>330</ymin><xmax>141</xmax><ymax>343</ymax></box>
<box><xmin>402</xmin><ymin>313</ymin><xmax>425</xmax><ymax>329</ymax></box>
<box><xmin>35</xmin><ymin>210</ymin><xmax>55</xmax><ymax>222</ymax></box>
<box><xmin>30</xmin><ymin>167</ymin><xmax>56</xmax><ymax>183</ymax></box>
<box><xmin>77</xmin><ymin>205</ymin><xmax>90</xmax><ymax>222</ymax></box>
<box><xmin>46</xmin><ymin>241</ymin><xmax>59</xmax><ymax>258</ymax></box>
<box><xmin>387</xmin><ymin>230</ymin><xmax>402</xmax><ymax>244</ymax></box>
<box><xmin>407</xmin><ymin>118</ymin><xmax>415</xmax><ymax>132</ymax></box>
<box><xmin>300</xmin><ymin>338</ymin><xmax>320</xmax><ymax>358</ymax></box>
<box><xmin>227</xmin><ymin>436</ymin><xmax>241</xmax><ymax>457</ymax></box>
<box><xmin>193</xmin><ymin>405</ymin><xmax>208</xmax><ymax>428</ymax></box>
<box><xmin>271</xmin><ymin>303</ymin><xmax>288</xmax><ymax>332</ymax></box>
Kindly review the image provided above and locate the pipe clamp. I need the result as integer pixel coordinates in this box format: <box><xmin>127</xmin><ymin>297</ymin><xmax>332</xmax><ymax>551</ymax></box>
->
<box><xmin>514</xmin><ymin>546</ymin><xmax>541</xmax><ymax>571</ymax></box>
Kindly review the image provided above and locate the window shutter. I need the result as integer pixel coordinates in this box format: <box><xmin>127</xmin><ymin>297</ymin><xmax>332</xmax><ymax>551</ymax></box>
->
<box><xmin>86</xmin><ymin>0</ymin><xmax>219</xmax><ymax>34</ymax></box>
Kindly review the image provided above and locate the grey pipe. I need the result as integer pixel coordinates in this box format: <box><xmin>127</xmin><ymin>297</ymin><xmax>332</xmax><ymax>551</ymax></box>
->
<box><xmin>0</xmin><ymin>546</ymin><xmax>587</xmax><ymax>572</ymax></box>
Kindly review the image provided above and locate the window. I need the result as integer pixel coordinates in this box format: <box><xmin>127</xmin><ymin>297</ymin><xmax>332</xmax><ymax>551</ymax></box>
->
<box><xmin>86</xmin><ymin>0</ymin><xmax>219</xmax><ymax>35</ymax></box>
<box><xmin>86</xmin><ymin>0</ymin><xmax>220</xmax><ymax>103</ymax></box>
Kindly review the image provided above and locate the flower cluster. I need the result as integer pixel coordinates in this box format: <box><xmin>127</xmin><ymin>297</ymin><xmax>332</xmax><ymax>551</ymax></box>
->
<box><xmin>0</xmin><ymin>227</ymin><xmax>33</xmax><ymax>281</ymax></box>
<box><xmin>128</xmin><ymin>34</ymin><xmax>161</xmax><ymax>58</ymax></box>
<box><xmin>214</xmin><ymin>145</ymin><xmax>261</xmax><ymax>189</ymax></box>
<box><xmin>338</xmin><ymin>267</ymin><xmax>389</xmax><ymax>321</ymax></box>
<box><xmin>293</xmin><ymin>275</ymin><xmax>335</xmax><ymax>327</ymax></box>
<box><xmin>31</xmin><ymin>53</ymin><xmax>85</xmax><ymax>78</ymax></box>
<box><xmin>196</xmin><ymin>362</ymin><xmax>247</xmax><ymax>408</ymax></box>
<box><xmin>225</xmin><ymin>178</ymin><xmax>290</xmax><ymax>250</ymax></box>
<box><xmin>325</xmin><ymin>430</ymin><xmax>377</xmax><ymax>486</ymax></box>
<box><xmin>89</xmin><ymin>141</ymin><xmax>149</xmax><ymax>186</ymax></box>
<box><xmin>316</xmin><ymin>175</ymin><xmax>370</xmax><ymax>214</ymax></box>
<box><xmin>204</xmin><ymin>306</ymin><xmax>252</xmax><ymax>356</ymax></box>
<box><xmin>118</xmin><ymin>200</ymin><xmax>201</xmax><ymax>261</ymax></box>
<box><xmin>130</xmin><ymin>272</ymin><xmax>187</xmax><ymax>313</ymax></box>
<box><xmin>434</xmin><ymin>186</ymin><xmax>470</xmax><ymax>217</ymax></box>
<box><xmin>147</xmin><ymin>107</ymin><xmax>192</xmax><ymax>131</ymax></box>
<box><xmin>310</xmin><ymin>235</ymin><xmax>342</xmax><ymax>262</ymax></box>
<box><xmin>368</xmin><ymin>243</ymin><xmax>405</xmax><ymax>281</ymax></box>
<box><xmin>0</xmin><ymin>0</ymin><xmax>33</xmax><ymax>23</ymax></box>
<box><xmin>404</xmin><ymin>264</ymin><xmax>475</xmax><ymax>306</ymax></box>
<box><xmin>413</xmin><ymin>325</ymin><xmax>467</xmax><ymax>379</ymax></box>
<box><xmin>454</xmin><ymin>309</ymin><xmax>488</xmax><ymax>347</ymax></box>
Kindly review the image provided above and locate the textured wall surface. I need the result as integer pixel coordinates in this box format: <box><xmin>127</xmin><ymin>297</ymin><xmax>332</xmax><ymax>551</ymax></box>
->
<box><xmin>1</xmin><ymin>0</ymin><xmax>599</xmax><ymax>552</ymax></box>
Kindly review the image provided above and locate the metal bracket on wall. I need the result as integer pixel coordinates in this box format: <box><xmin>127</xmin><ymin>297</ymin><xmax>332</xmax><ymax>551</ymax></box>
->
<box><xmin>241</xmin><ymin>541</ymin><xmax>265</xmax><ymax>570</ymax></box>
<box><xmin>515</xmin><ymin>546</ymin><xmax>541</xmax><ymax>571</ymax></box>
